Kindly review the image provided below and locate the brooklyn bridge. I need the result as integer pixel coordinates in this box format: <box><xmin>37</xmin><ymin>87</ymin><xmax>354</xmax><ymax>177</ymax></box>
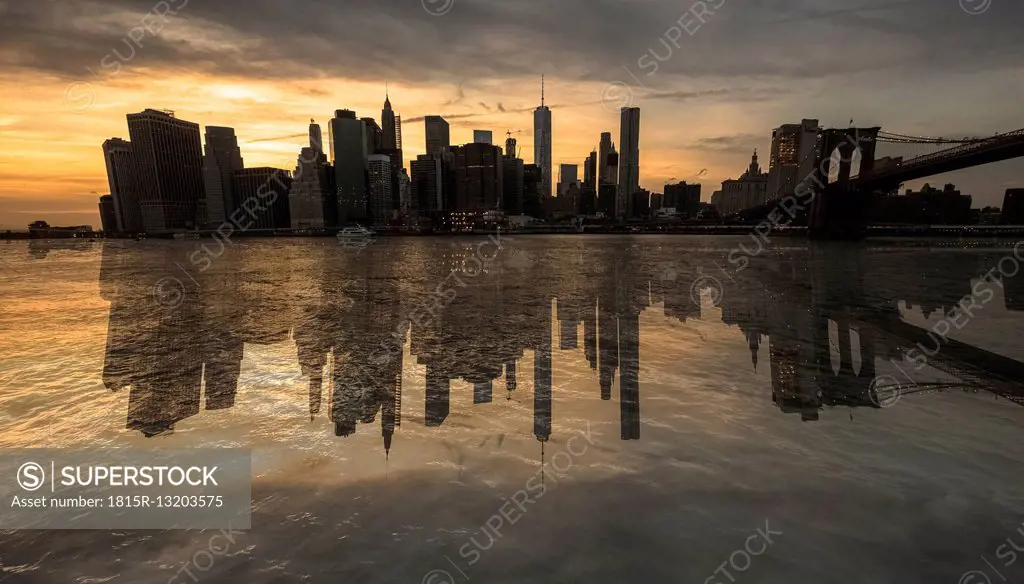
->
<box><xmin>739</xmin><ymin>126</ymin><xmax>1024</xmax><ymax>239</ymax></box>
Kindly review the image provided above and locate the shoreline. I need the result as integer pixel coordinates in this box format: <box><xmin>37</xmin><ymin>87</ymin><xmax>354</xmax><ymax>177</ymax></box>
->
<box><xmin>5</xmin><ymin>224</ymin><xmax>1024</xmax><ymax>241</ymax></box>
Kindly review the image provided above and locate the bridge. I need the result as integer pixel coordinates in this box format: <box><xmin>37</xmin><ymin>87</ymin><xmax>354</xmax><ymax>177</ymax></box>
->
<box><xmin>810</xmin><ymin>126</ymin><xmax>1024</xmax><ymax>239</ymax></box>
<box><xmin>732</xmin><ymin>126</ymin><xmax>1024</xmax><ymax>239</ymax></box>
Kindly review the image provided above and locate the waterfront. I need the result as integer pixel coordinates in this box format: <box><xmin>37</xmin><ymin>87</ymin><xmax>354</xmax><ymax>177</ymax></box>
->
<box><xmin>1</xmin><ymin>235</ymin><xmax>1024</xmax><ymax>583</ymax></box>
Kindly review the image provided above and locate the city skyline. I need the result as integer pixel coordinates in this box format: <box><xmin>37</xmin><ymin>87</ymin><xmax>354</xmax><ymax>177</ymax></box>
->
<box><xmin>2</xmin><ymin>0</ymin><xmax>1023</xmax><ymax>227</ymax></box>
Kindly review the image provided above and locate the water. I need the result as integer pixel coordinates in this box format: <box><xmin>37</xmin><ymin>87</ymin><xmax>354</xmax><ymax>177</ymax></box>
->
<box><xmin>1</xmin><ymin>235</ymin><xmax>1024</xmax><ymax>583</ymax></box>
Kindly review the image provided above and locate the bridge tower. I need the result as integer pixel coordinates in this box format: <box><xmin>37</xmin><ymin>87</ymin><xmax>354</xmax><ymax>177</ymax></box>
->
<box><xmin>808</xmin><ymin>127</ymin><xmax>881</xmax><ymax>240</ymax></box>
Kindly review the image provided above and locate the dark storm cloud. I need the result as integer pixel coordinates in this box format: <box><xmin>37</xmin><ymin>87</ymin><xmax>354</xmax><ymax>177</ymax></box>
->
<box><xmin>1</xmin><ymin>0</ymin><xmax>1022</xmax><ymax>88</ymax></box>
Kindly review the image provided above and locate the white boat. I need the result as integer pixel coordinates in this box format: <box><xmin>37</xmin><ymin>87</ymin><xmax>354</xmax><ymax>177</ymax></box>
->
<box><xmin>336</xmin><ymin>225</ymin><xmax>375</xmax><ymax>240</ymax></box>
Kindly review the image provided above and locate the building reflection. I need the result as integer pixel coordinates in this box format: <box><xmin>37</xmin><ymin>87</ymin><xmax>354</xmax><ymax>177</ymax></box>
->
<box><xmin>97</xmin><ymin>240</ymin><xmax>1024</xmax><ymax>446</ymax></box>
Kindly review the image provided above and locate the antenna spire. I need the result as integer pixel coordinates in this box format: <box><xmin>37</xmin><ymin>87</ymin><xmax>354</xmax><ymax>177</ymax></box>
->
<box><xmin>541</xmin><ymin>74</ymin><xmax>545</xmax><ymax>107</ymax></box>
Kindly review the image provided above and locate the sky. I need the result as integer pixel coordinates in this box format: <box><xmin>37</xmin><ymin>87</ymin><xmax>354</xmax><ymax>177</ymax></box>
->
<box><xmin>0</xmin><ymin>0</ymin><xmax>1022</xmax><ymax>229</ymax></box>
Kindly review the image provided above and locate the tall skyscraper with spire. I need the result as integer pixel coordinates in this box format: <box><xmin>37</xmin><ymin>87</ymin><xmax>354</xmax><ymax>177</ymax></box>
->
<box><xmin>533</xmin><ymin>76</ymin><xmax>552</xmax><ymax>199</ymax></box>
<box><xmin>381</xmin><ymin>91</ymin><xmax>403</xmax><ymax>169</ymax></box>
<box><xmin>381</xmin><ymin>91</ymin><xmax>404</xmax><ymax>211</ymax></box>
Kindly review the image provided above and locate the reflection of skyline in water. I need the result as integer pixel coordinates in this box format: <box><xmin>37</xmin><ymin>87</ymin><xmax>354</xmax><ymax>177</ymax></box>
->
<box><xmin>88</xmin><ymin>238</ymin><xmax>1024</xmax><ymax>451</ymax></box>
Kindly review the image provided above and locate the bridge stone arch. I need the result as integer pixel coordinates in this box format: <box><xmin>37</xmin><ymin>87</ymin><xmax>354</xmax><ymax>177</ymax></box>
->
<box><xmin>820</xmin><ymin>127</ymin><xmax>880</xmax><ymax>184</ymax></box>
<box><xmin>809</xmin><ymin>127</ymin><xmax>881</xmax><ymax>239</ymax></box>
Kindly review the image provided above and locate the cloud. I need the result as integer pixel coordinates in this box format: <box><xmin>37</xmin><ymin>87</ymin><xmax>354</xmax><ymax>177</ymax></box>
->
<box><xmin>2</xmin><ymin>0</ymin><xmax>1021</xmax><ymax>88</ymax></box>
<box><xmin>691</xmin><ymin>134</ymin><xmax>766</xmax><ymax>152</ymax></box>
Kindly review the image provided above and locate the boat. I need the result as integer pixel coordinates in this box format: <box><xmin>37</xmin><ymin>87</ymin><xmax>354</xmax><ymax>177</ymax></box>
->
<box><xmin>336</xmin><ymin>225</ymin><xmax>375</xmax><ymax>240</ymax></box>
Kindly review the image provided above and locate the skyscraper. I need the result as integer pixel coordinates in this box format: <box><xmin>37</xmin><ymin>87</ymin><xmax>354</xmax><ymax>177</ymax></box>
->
<box><xmin>523</xmin><ymin>163</ymin><xmax>544</xmax><ymax>218</ymax></box>
<box><xmin>451</xmin><ymin>143</ymin><xmax>503</xmax><ymax>213</ymax></box>
<box><xmin>558</xmin><ymin>164</ymin><xmax>578</xmax><ymax>196</ymax></box>
<box><xmin>664</xmin><ymin>181</ymin><xmax>703</xmax><ymax>217</ymax></box>
<box><xmin>584</xmin><ymin>151</ymin><xmax>597</xmax><ymax>190</ymax></box>
<box><xmin>328</xmin><ymin>109</ymin><xmax>368</xmax><ymax>224</ymax></box>
<box><xmin>598</xmin><ymin>132</ymin><xmax>613</xmax><ymax>186</ymax></box>
<box><xmin>617</xmin><ymin>106</ymin><xmax>640</xmax><ymax>219</ymax></box>
<box><xmin>582</xmin><ymin>151</ymin><xmax>598</xmax><ymax>215</ymax></box>
<box><xmin>102</xmin><ymin>137</ymin><xmax>144</xmax><ymax>233</ymax></box>
<box><xmin>308</xmin><ymin>119</ymin><xmax>323</xmax><ymax>151</ymax></box>
<box><xmin>381</xmin><ymin>93</ymin><xmax>403</xmax><ymax>172</ymax></box>
<box><xmin>126</xmin><ymin>109</ymin><xmax>205</xmax><ymax>232</ymax></box>
<box><xmin>502</xmin><ymin>156</ymin><xmax>524</xmax><ymax>215</ymax></box>
<box><xmin>609</xmin><ymin>145</ymin><xmax>619</xmax><ymax>184</ymax></box>
<box><xmin>200</xmin><ymin>126</ymin><xmax>243</xmax><ymax>227</ymax></box>
<box><xmin>367</xmin><ymin>154</ymin><xmax>393</xmax><ymax>225</ymax></box>
<box><xmin>382</xmin><ymin>94</ymin><xmax>397</xmax><ymax>149</ymax></box>
<box><xmin>288</xmin><ymin>146</ymin><xmax>334</xmax><ymax>229</ymax></box>
<box><xmin>361</xmin><ymin>117</ymin><xmax>383</xmax><ymax>155</ymax></box>
<box><xmin>533</xmin><ymin>76</ymin><xmax>552</xmax><ymax>199</ymax></box>
<box><xmin>767</xmin><ymin>119</ymin><xmax>820</xmax><ymax>200</ymax></box>
<box><xmin>425</xmin><ymin>116</ymin><xmax>450</xmax><ymax>156</ymax></box>
<box><xmin>410</xmin><ymin>154</ymin><xmax>444</xmax><ymax>218</ymax></box>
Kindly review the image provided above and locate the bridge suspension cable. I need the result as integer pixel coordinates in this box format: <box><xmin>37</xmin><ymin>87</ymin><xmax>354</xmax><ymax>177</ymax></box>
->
<box><xmin>877</xmin><ymin>130</ymin><xmax>990</xmax><ymax>145</ymax></box>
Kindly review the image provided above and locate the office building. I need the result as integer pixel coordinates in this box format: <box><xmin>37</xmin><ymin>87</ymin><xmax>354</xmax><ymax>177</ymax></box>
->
<box><xmin>451</xmin><ymin>142</ymin><xmax>503</xmax><ymax>213</ymax></box>
<box><xmin>633</xmin><ymin>188</ymin><xmax>650</xmax><ymax>217</ymax></box>
<box><xmin>376</xmin><ymin>147</ymin><xmax>403</xmax><ymax>210</ymax></box>
<box><xmin>534</xmin><ymin>76</ymin><xmax>552</xmax><ymax>198</ymax></box>
<box><xmin>425</xmin><ymin>116</ymin><xmax>450</xmax><ymax>157</ymax></box>
<box><xmin>410</xmin><ymin>154</ymin><xmax>445</xmax><ymax>218</ymax></box>
<box><xmin>200</xmin><ymin>126</ymin><xmax>244</xmax><ymax>227</ymax></box>
<box><xmin>664</xmin><ymin>181</ymin><xmax>702</xmax><ymax>218</ymax></box>
<box><xmin>473</xmin><ymin>130</ymin><xmax>493</xmax><ymax>145</ymax></box>
<box><xmin>288</xmin><ymin>147</ymin><xmax>334</xmax><ymax>229</ymax></box>
<box><xmin>598</xmin><ymin>132</ymin><xmax>613</xmax><ymax>186</ymax></box>
<box><xmin>125</xmin><ymin>109</ymin><xmax>205</xmax><ymax>232</ymax></box>
<box><xmin>617</xmin><ymin>106</ymin><xmax>641</xmax><ymax>219</ymax></box>
<box><xmin>329</xmin><ymin>109</ymin><xmax>368</xmax><ymax>224</ymax></box>
<box><xmin>767</xmin><ymin>119</ymin><xmax>821</xmax><ymax>200</ymax></box>
<box><xmin>367</xmin><ymin>154</ymin><xmax>393</xmax><ymax>225</ymax></box>
<box><xmin>650</xmin><ymin>193</ymin><xmax>663</xmax><ymax>211</ymax></box>
<box><xmin>231</xmin><ymin>167</ymin><xmax>292</xmax><ymax>229</ymax></box>
<box><xmin>523</xmin><ymin>163</ymin><xmax>544</xmax><ymax>218</ymax></box>
<box><xmin>98</xmin><ymin>195</ymin><xmax>117</xmax><ymax>233</ymax></box>
<box><xmin>607</xmin><ymin>144</ymin><xmax>619</xmax><ymax>186</ymax></box>
<box><xmin>584</xmin><ymin>151</ymin><xmax>597</xmax><ymax>190</ymax></box>
<box><xmin>712</xmin><ymin>150</ymin><xmax>769</xmax><ymax>216</ymax></box>
<box><xmin>558</xmin><ymin>164</ymin><xmax>578</xmax><ymax>196</ymax></box>
<box><xmin>101</xmin><ymin>137</ymin><xmax>144</xmax><ymax>233</ymax></box>
<box><xmin>361</xmin><ymin>117</ymin><xmax>383</xmax><ymax>155</ymax></box>
<box><xmin>502</xmin><ymin>157</ymin><xmax>525</xmax><ymax>215</ymax></box>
